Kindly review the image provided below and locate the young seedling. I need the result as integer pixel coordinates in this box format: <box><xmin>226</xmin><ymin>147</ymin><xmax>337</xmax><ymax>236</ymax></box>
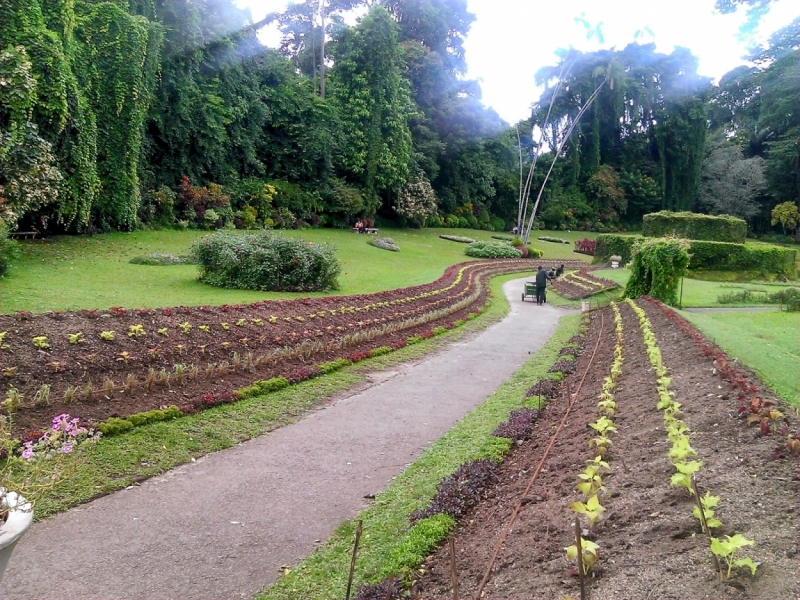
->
<box><xmin>199</xmin><ymin>325</ymin><xmax>210</xmax><ymax>333</ymax></box>
<box><xmin>236</xmin><ymin>319</ymin><xmax>246</xmax><ymax>327</ymax></box>
<box><xmin>33</xmin><ymin>384</ymin><xmax>51</xmax><ymax>407</ymax></box>
<box><xmin>83</xmin><ymin>381</ymin><xmax>94</xmax><ymax>401</ymax></box>
<box><xmin>176</xmin><ymin>344</ymin><xmax>186</xmax><ymax>355</ymax></box>
<box><xmin>589</xmin><ymin>416</ymin><xmax>617</xmax><ymax>437</ymax></box>
<box><xmin>576</xmin><ymin>456</ymin><xmax>609</xmax><ymax>497</ymax></box>
<box><xmin>100</xmin><ymin>331</ymin><xmax>115</xmax><ymax>342</ymax></box>
<box><xmin>3</xmin><ymin>366</ymin><xmax>17</xmax><ymax>378</ymax></box>
<box><xmin>145</xmin><ymin>368</ymin><xmax>157</xmax><ymax>390</ymax></box>
<box><xmin>3</xmin><ymin>388</ymin><xmax>23</xmax><ymax>413</ymax></box>
<box><xmin>63</xmin><ymin>386</ymin><xmax>79</xmax><ymax>404</ymax></box>
<box><xmin>68</xmin><ymin>332</ymin><xmax>85</xmax><ymax>344</ymax></box>
<box><xmin>179</xmin><ymin>322</ymin><xmax>192</xmax><ymax>334</ymax></box>
<box><xmin>670</xmin><ymin>460</ymin><xmax>703</xmax><ymax>493</ymax></box>
<box><xmin>220</xmin><ymin>322</ymin><xmax>230</xmax><ymax>330</ymax></box>
<box><xmin>123</xmin><ymin>374</ymin><xmax>138</xmax><ymax>395</ymax></box>
<box><xmin>268</xmin><ymin>316</ymin><xmax>278</xmax><ymax>324</ymax></box>
<box><xmin>566</xmin><ymin>537</ymin><xmax>600</xmax><ymax>576</ymax></box>
<box><xmin>116</xmin><ymin>351</ymin><xmax>131</xmax><ymax>364</ymax></box>
<box><xmin>157</xmin><ymin>328</ymin><xmax>169</xmax><ymax>337</ymax></box>
<box><xmin>668</xmin><ymin>435</ymin><xmax>697</xmax><ymax>462</ymax></box>
<box><xmin>570</xmin><ymin>494</ymin><xmax>605</xmax><ymax>529</ymax></box>
<box><xmin>102</xmin><ymin>377</ymin><xmax>115</xmax><ymax>396</ymax></box>
<box><xmin>128</xmin><ymin>324</ymin><xmax>146</xmax><ymax>338</ymax></box>
<box><xmin>32</xmin><ymin>336</ymin><xmax>50</xmax><ymax>350</ymax></box>
<box><xmin>692</xmin><ymin>490</ymin><xmax>723</xmax><ymax>531</ymax></box>
<box><xmin>251</xmin><ymin>318</ymin><xmax>263</xmax><ymax>326</ymax></box>
<box><xmin>710</xmin><ymin>535</ymin><xmax>758</xmax><ymax>579</ymax></box>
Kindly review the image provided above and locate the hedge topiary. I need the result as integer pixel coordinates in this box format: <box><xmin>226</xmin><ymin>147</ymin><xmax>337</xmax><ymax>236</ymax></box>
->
<box><xmin>464</xmin><ymin>241</ymin><xmax>522</xmax><ymax>258</ymax></box>
<box><xmin>192</xmin><ymin>231</ymin><xmax>341</xmax><ymax>291</ymax></box>
<box><xmin>596</xmin><ymin>234</ymin><xmax>796</xmax><ymax>278</ymax></box>
<box><xmin>594</xmin><ymin>234</ymin><xmax>638</xmax><ymax>263</ymax></box>
<box><xmin>686</xmin><ymin>240</ymin><xmax>796</xmax><ymax>278</ymax></box>
<box><xmin>625</xmin><ymin>237</ymin><xmax>691</xmax><ymax>306</ymax></box>
<box><xmin>642</xmin><ymin>211</ymin><xmax>747</xmax><ymax>244</ymax></box>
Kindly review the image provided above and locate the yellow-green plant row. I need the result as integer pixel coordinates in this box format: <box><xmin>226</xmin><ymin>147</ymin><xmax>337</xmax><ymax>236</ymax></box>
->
<box><xmin>566</xmin><ymin>302</ymin><xmax>624</xmax><ymax>578</ymax></box>
<box><xmin>626</xmin><ymin>299</ymin><xmax>757</xmax><ymax>579</ymax></box>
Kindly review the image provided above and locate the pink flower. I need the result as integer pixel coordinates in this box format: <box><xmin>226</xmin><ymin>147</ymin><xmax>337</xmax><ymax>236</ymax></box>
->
<box><xmin>61</xmin><ymin>445</ymin><xmax>73</xmax><ymax>454</ymax></box>
<box><xmin>22</xmin><ymin>448</ymin><xmax>33</xmax><ymax>459</ymax></box>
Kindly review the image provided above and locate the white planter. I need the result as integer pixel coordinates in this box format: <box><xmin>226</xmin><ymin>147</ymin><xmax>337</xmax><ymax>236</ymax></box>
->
<box><xmin>0</xmin><ymin>491</ymin><xmax>33</xmax><ymax>583</ymax></box>
<box><xmin>581</xmin><ymin>300</ymin><xmax>590</xmax><ymax>312</ymax></box>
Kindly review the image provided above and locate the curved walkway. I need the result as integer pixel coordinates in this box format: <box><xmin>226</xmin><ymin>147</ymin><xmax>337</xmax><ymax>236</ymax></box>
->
<box><xmin>4</xmin><ymin>278</ymin><xmax>575</xmax><ymax>600</ymax></box>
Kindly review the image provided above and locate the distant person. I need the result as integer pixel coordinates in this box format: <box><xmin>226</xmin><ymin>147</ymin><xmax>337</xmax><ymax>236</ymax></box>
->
<box><xmin>535</xmin><ymin>265</ymin><xmax>550</xmax><ymax>305</ymax></box>
<box><xmin>512</xmin><ymin>226</ymin><xmax>519</xmax><ymax>235</ymax></box>
<box><xmin>555</xmin><ymin>264</ymin><xmax>564</xmax><ymax>279</ymax></box>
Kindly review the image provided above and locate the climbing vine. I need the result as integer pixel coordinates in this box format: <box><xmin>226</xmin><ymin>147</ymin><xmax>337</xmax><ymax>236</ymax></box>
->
<box><xmin>624</xmin><ymin>237</ymin><xmax>690</xmax><ymax>306</ymax></box>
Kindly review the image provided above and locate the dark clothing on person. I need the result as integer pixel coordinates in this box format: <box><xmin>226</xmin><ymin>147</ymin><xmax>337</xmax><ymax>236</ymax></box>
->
<box><xmin>535</xmin><ymin>267</ymin><xmax>549</xmax><ymax>305</ymax></box>
<box><xmin>555</xmin><ymin>265</ymin><xmax>564</xmax><ymax>278</ymax></box>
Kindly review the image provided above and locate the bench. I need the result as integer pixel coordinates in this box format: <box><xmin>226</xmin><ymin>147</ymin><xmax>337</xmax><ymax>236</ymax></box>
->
<box><xmin>352</xmin><ymin>228</ymin><xmax>379</xmax><ymax>235</ymax></box>
<box><xmin>8</xmin><ymin>231</ymin><xmax>39</xmax><ymax>240</ymax></box>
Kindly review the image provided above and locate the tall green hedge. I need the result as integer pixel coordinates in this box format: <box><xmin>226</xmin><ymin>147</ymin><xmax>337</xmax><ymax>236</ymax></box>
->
<box><xmin>625</xmin><ymin>238</ymin><xmax>690</xmax><ymax>306</ymax></box>
<box><xmin>687</xmin><ymin>241</ymin><xmax>796</xmax><ymax>278</ymax></box>
<box><xmin>594</xmin><ymin>234</ymin><xmax>638</xmax><ymax>264</ymax></box>
<box><xmin>642</xmin><ymin>211</ymin><xmax>747</xmax><ymax>244</ymax></box>
<box><xmin>595</xmin><ymin>234</ymin><xmax>796</xmax><ymax>279</ymax></box>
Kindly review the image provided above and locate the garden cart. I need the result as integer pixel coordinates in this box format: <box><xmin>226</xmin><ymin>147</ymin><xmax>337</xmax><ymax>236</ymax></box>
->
<box><xmin>522</xmin><ymin>281</ymin><xmax>537</xmax><ymax>302</ymax></box>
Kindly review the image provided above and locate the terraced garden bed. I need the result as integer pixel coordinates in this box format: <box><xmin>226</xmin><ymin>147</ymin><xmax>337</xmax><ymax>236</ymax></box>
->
<box><xmin>550</xmin><ymin>268</ymin><xmax>620</xmax><ymax>300</ymax></box>
<box><xmin>397</xmin><ymin>299</ymin><xmax>799</xmax><ymax>599</ymax></box>
<box><xmin>0</xmin><ymin>260</ymin><xmax>584</xmax><ymax>437</ymax></box>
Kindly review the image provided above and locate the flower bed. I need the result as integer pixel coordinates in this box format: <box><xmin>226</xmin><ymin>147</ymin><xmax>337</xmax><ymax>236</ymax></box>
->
<box><xmin>549</xmin><ymin>268</ymin><xmax>619</xmax><ymax>299</ymax></box>
<box><xmin>538</xmin><ymin>236</ymin><xmax>570</xmax><ymax>244</ymax></box>
<box><xmin>439</xmin><ymin>235</ymin><xmax>476</xmax><ymax>243</ymax></box>
<box><xmin>0</xmin><ymin>260</ymin><xmax>579</xmax><ymax>437</ymax></box>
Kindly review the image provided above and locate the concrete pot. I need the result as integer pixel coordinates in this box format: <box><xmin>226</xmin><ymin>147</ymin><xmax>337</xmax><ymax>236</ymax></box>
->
<box><xmin>0</xmin><ymin>491</ymin><xmax>33</xmax><ymax>584</ymax></box>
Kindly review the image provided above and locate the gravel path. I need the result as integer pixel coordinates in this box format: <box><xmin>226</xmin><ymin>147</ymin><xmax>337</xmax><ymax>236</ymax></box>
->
<box><xmin>3</xmin><ymin>279</ymin><xmax>575</xmax><ymax>600</ymax></box>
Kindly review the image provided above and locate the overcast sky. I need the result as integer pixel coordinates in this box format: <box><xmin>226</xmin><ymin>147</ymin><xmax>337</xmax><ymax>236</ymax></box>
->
<box><xmin>238</xmin><ymin>0</ymin><xmax>800</xmax><ymax>124</ymax></box>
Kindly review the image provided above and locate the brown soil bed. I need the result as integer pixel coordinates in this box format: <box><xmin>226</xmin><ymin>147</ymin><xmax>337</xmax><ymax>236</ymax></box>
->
<box><xmin>413</xmin><ymin>301</ymin><xmax>799</xmax><ymax>599</ymax></box>
<box><xmin>550</xmin><ymin>269</ymin><xmax>619</xmax><ymax>300</ymax></box>
<box><xmin>0</xmin><ymin>260</ymin><xmax>588</xmax><ymax>435</ymax></box>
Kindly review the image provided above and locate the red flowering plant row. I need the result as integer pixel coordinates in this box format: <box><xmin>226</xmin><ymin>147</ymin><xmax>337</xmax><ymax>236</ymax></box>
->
<box><xmin>641</xmin><ymin>297</ymin><xmax>800</xmax><ymax>468</ymax></box>
<box><xmin>0</xmin><ymin>259</ymin><xmax>582</xmax><ymax>437</ymax></box>
<box><xmin>550</xmin><ymin>268</ymin><xmax>619</xmax><ymax>300</ymax></box>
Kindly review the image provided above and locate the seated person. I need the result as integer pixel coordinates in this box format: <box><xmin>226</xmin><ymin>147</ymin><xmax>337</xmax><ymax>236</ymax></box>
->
<box><xmin>555</xmin><ymin>264</ymin><xmax>564</xmax><ymax>278</ymax></box>
<box><xmin>547</xmin><ymin>268</ymin><xmax>556</xmax><ymax>280</ymax></box>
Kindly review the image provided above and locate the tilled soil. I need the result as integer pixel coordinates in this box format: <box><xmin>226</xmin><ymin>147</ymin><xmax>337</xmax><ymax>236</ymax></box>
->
<box><xmin>413</xmin><ymin>301</ymin><xmax>799</xmax><ymax>599</ymax></box>
<box><xmin>0</xmin><ymin>260</ymin><xmax>587</xmax><ymax>435</ymax></box>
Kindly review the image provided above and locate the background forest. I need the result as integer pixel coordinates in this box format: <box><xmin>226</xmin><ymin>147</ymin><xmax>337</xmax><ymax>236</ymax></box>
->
<box><xmin>1</xmin><ymin>0</ymin><xmax>798</xmax><ymax>237</ymax></box>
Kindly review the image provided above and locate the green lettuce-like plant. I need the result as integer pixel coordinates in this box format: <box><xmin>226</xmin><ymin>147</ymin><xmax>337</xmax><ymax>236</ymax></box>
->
<box><xmin>570</xmin><ymin>494</ymin><xmax>605</xmax><ymax>528</ymax></box>
<box><xmin>710</xmin><ymin>535</ymin><xmax>758</xmax><ymax>578</ymax></box>
<box><xmin>566</xmin><ymin>537</ymin><xmax>600</xmax><ymax>576</ymax></box>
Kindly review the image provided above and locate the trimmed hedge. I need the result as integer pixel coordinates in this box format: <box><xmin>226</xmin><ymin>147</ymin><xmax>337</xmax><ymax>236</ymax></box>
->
<box><xmin>594</xmin><ymin>234</ymin><xmax>638</xmax><ymax>263</ymax></box>
<box><xmin>687</xmin><ymin>240</ymin><xmax>796</xmax><ymax>278</ymax></box>
<box><xmin>596</xmin><ymin>234</ymin><xmax>797</xmax><ymax>278</ymax></box>
<box><xmin>464</xmin><ymin>241</ymin><xmax>521</xmax><ymax>258</ymax></box>
<box><xmin>642</xmin><ymin>211</ymin><xmax>747</xmax><ymax>244</ymax></box>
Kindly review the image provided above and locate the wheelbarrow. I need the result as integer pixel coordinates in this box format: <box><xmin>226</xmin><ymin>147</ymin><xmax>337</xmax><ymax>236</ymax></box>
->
<box><xmin>522</xmin><ymin>281</ymin><xmax>538</xmax><ymax>302</ymax></box>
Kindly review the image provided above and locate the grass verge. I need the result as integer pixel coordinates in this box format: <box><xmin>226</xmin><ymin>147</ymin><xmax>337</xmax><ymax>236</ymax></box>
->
<box><xmin>255</xmin><ymin>313</ymin><xmax>581</xmax><ymax>600</ymax></box>
<box><xmin>31</xmin><ymin>273</ymin><xmax>526</xmax><ymax>519</ymax></box>
<box><xmin>680</xmin><ymin>309</ymin><xmax>800</xmax><ymax>407</ymax></box>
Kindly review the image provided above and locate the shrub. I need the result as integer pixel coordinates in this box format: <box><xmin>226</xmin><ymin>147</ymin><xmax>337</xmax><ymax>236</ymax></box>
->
<box><xmin>687</xmin><ymin>240</ymin><xmax>796</xmax><ymax>278</ymax></box>
<box><xmin>464</xmin><ymin>241</ymin><xmax>521</xmax><ymax>259</ymax></box>
<box><xmin>625</xmin><ymin>237</ymin><xmax>690</xmax><ymax>306</ymax></box>
<box><xmin>129</xmin><ymin>253</ymin><xmax>193</xmax><ymax>266</ymax></box>
<box><xmin>0</xmin><ymin>223</ymin><xmax>20</xmax><ymax>277</ymax></box>
<box><xmin>642</xmin><ymin>211</ymin><xmax>747</xmax><ymax>243</ymax></box>
<box><xmin>192</xmin><ymin>231</ymin><xmax>341</xmax><ymax>292</ymax></box>
<box><xmin>538</xmin><ymin>236</ymin><xmax>570</xmax><ymax>244</ymax></box>
<box><xmin>594</xmin><ymin>234</ymin><xmax>637</xmax><ymax>263</ymax></box>
<box><xmin>411</xmin><ymin>459</ymin><xmax>499</xmax><ymax>523</ymax></box>
<box><xmin>368</xmin><ymin>237</ymin><xmax>400</xmax><ymax>252</ymax></box>
<box><xmin>492</xmin><ymin>408</ymin><xmax>539</xmax><ymax>440</ymax></box>
<box><xmin>490</xmin><ymin>216</ymin><xmax>506</xmax><ymax>232</ymax></box>
<box><xmin>439</xmin><ymin>234</ymin><xmax>476</xmax><ymax>243</ymax></box>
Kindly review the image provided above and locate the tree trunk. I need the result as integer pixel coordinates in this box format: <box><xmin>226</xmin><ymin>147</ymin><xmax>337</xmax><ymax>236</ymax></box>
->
<box><xmin>319</xmin><ymin>0</ymin><xmax>326</xmax><ymax>99</ymax></box>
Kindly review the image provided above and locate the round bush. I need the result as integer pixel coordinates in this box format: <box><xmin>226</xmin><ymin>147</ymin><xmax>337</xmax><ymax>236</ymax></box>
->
<box><xmin>464</xmin><ymin>241</ymin><xmax>521</xmax><ymax>259</ymax></box>
<box><xmin>192</xmin><ymin>231</ymin><xmax>341</xmax><ymax>291</ymax></box>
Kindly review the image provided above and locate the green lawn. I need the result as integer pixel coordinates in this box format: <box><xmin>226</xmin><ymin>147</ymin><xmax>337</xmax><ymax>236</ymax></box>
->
<box><xmin>594</xmin><ymin>268</ymin><xmax>800</xmax><ymax>308</ymax></box>
<box><xmin>0</xmin><ymin>228</ymin><xmax>591</xmax><ymax>313</ymax></box>
<box><xmin>680</xmin><ymin>310</ymin><xmax>800</xmax><ymax>407</ymax></box>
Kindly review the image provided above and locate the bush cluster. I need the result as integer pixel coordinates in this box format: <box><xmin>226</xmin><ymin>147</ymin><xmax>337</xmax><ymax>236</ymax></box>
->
<box><xmin>492</xmin><ymin>408</ymin><xmax>540</xmax><ymax>440</ymax></box>
<box><xmin>625</xmin><ymin>237</ymin><xmax>691</xmax><ymax>305</ymax></box>
<box><xmin>411</xmin><ymin>459</ymin><xmax>498</xmax><ymax>523</ymax></box>
<box><xmin>464</xmin><ymin>241</ymin><xmax>521</xmax><ymax>259</ymax></box>
<box><xmin>129</xmin><ymin>253</ymin><xmax>194</xmax><ymax>265</ymax></box>
<box><xmin>97</xmin><ymin>406</ymin><xmax>182</xmax><ymax>436</ymax></box>
<box><xmin>368</xmin><ymin>237</ymin><xmax>399</xmax><ymax>252</ymax></box>
<box><xmin>439</xmin><ymin>234</ymin><xmax>476</xmax><ymax>243</ymax></box>
<box><xmin>642</xmin><ymin>211</ymin><xmax>747</xmax><ymax>244</ymax></box>
<box><xmin>594</xmin><ymin>234</ymin><xmax>638</xmax><ymax>263</ymax></box>
<box><xmin>0</xmin><ymin>223</ymin><xmax>20</xmax><ymax>277</ymax></box>
<box><xmin>718</xmin><ymin>287</ymin><xmax>800</xmax><ymax>311</ymax></box>
<box><xmin>192</xmin><ymin>231</ymin><xmax>341</xmax><ymax>291</ymax></box>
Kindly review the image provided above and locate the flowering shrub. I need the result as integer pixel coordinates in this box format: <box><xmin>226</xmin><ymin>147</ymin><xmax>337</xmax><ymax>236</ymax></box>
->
<box><xmin>368</xmin><ymin>237</ymin><xmax>400</xmax><ymax>252</ymax></box>
<box><xmin>395</xmin><ymin>174</ymin><xmax>438</xmax><ymax>222</ymax></box>
<box><xmin>464</xmin><ymin>241</ymin><xmax>520</xmax><ymax>259</ymax></box>
<box><xmin>192</xmin><ymin>231</ymin><xmax>341</xmax><ymax>292</ymax></box>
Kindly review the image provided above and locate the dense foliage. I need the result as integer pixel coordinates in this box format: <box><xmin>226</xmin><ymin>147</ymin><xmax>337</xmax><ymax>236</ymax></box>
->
<box><xmin>625</xmin><ymin>238</ymin><xmax>691</xmax><ymax>306</ymax></box>
<box><xmin>642</xmin><ymin>211</ymin><xmax>747</xmax><ymax>243</ymax></box>
<box><xmin>192</xmin><ymin>231</ymin><xmax>341</xmax><ymax>291</ymax></box>
<box><xmin>0</xmin><ymin>0</ymin><xmax>797</xmax><ymax>243</ymax></box>
<box><xmin>464</xmin><ymin>241</ymin><xmax>522</xmax><ymax>259</ymax></box>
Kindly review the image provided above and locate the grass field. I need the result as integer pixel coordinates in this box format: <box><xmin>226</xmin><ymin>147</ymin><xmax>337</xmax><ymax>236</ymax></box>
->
<box><xmin>0</xmin><ymin>228</ymin><xmax>593</xmax><ymax>313</ymax></box>
<box><xmin>594</xmin><ymin>268</ymin><xmax>800</xmax><ymax>308</ymax></box>
<box><xmin>680</xmin><ymin>310</ymin><xmax>800</xmax><ymax>407</ymax></box>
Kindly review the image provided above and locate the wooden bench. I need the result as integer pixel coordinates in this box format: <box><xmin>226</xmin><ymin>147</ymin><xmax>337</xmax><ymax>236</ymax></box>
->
<box><xmin>8</xmin><ymin>231</ymin><xmax>39</xmax><ymax>240</ymax></box>
<box><xmin>352</xmin><ymin>228</ymin><xmax>379</xmax><ymax>235</ymax></box>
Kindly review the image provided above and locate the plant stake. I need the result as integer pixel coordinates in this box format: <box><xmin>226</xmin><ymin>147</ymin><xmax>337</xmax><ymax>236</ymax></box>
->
<box><xmin>449</xmin><ymin>537</ymin><xmax>459</xmax><ymax>600</ymax></box>
<box><xmin>574</xmin><ymin>518</ymin><xmax>587</xmax><ymax>600</ymax></box>
<box><xmin>345</xmin><ymin>519</ymin><xmax>363</xmax><ymax>600</ymax></box>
